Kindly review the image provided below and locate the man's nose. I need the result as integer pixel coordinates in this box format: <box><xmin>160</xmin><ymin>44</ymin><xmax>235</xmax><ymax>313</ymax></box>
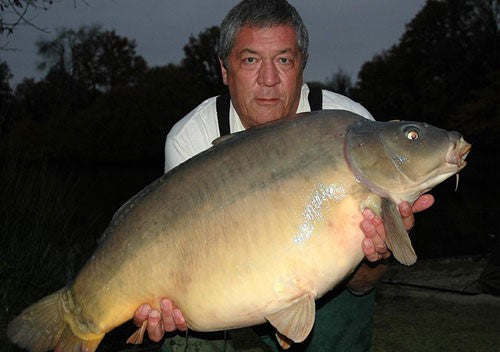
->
<box><xmin>257</xmin><ymin>60</ymin><xmax>280</xmax><ymax>86</ymax></box>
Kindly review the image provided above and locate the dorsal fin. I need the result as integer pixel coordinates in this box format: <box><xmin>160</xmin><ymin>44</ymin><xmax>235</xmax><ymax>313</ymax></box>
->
<box><xmin>126</xmin><ymin>321</ymin><xmax>147</xmax><ymax>344</ymax></box>
<box><xmin>212</xmin><ymin>133</ymin><xmax>237</xmax><ymax>146</ymax></box>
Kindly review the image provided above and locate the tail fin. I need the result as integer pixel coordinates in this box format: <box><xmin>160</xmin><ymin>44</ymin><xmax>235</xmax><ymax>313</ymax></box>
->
<box><xmin>7</xmin><ymin>288</ymin><xmax>104</xmax><ymax>352</ymax></box>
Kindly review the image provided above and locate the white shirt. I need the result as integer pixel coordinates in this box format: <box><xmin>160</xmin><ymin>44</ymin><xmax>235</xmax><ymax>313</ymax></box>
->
<box><xmin>164</xmin><ymin>84</ymin><xmax>374</xmax><ymax>172</ymax></box>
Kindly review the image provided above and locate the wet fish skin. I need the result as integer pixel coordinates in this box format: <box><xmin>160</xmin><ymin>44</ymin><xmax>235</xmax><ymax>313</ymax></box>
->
<box><xmin>7</xmin><ymin>109</ymin><xmax>470</xmax><ymax>352</ymax></box>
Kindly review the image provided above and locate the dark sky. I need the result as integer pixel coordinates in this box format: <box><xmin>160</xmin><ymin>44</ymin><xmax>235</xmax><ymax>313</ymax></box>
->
<box><xmin>2</xmin><ymin>0</ymin><xmax>426</xmax><ymax>85</ymax></box>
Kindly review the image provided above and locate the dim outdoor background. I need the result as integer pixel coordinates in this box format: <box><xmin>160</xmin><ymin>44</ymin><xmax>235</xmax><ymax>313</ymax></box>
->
<box><xmin>1</xmin><ymin>0</ymin><xmax>499</xmax><ymax>351</ymax></box>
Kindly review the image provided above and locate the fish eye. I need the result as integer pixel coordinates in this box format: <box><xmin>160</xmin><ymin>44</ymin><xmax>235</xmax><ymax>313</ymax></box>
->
<box><xmin>405</xmin><ymin>127</ymin><xmax>420</xmax><ymax>140</ymax></box>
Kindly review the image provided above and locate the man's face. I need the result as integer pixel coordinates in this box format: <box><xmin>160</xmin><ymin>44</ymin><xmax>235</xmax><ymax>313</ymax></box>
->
<box><xmin>220</xmin><ymin>25</ymin><xmax>304</xmax><ymax>128</ymax></box>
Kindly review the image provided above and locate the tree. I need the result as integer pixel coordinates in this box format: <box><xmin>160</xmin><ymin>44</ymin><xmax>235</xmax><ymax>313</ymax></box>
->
<box><xmin>0</xmin><ymin>60</ymin><xmax>11</xmax><ymax>98</ymax></box>
<box><xmin>1</xmin><ymin>1</ymin><xmax>52</xmax><ymax>36</ymax></box>
<box><xmin>451</xmin><ymin>69</ymin><xmax>500</xmax><ymax>150</ymax></box>
<box><xmin>308</xmin><ymin>67</ymin><xmax>353</xmax><ymax>97</ymax></box>
<box><xmin>326</xmin><ymin>68</ymin><xmax>352</xmax><ymax>97</ymax></box>
<box><xmin>350</xmin><ymin>0</ymin><xmax>500</xmax><ymax>259</ymax></box>
<box><xmin>181</xmin><ymin>26</ymin><xmax>225</xmax><ymax>95</ymax></box>
<box><xmin>352</xmin><ymin>0</ymin><xmax>500</xmax><ymax>124</ymax></box>
<box><xmin>1</xmin><ymin>1</ymin><xmax>88</xmax><ymax>49</ymax></box>
<box><xmin>72</xmin><ymin>29</ymin><xmax>147</xmax><ymax>91</ymax></box>
<box><xmin>36</xmin><ymin>25</ymin><xmax>147</xmax><ymax>92</ymax></box>
<box><xmin>32</xmin><ymin>27</ymin><xmax>96</xmax><ymax>116</ymax></box>
<box><xmin>36</xmin><ymin>25</ymin><xmax>99</xmax><ymax>77</ymax></box>
<box><xmin>0</xmin><ymin>60</ymin><xmax>12</xmax><ymax>136</ymax></box>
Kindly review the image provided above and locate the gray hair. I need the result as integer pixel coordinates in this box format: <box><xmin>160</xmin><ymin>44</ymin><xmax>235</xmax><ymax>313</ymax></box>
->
<box><xmin>219</xmin><ymin>0</ymin><xmax>309</xmax><ymax>69</ymax></box>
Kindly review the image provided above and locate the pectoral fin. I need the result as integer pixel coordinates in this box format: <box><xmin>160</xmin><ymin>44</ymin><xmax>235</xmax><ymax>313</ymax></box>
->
<box><xmin>381</xmin><ymin>198</ymin><xmax>417</xmax><ymax>265</ymax></box>
<box><xmin>126</xmin><ymin>320</ymin><xmax>147</xmax><ymax>344</ymax></box>
<box><xmin>265</xmin><ymin>292</ymin><xmax>315</xmax><ymax>347</ymax></box>
<box><xmin>276</xmin><ymin>332</ymin><xmax>294</xmax><ymax>349</ymax></box>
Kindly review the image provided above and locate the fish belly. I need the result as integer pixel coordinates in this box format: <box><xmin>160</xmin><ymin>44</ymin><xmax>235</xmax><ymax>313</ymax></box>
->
<box><xmin>164</xmin><ymin>178</ymin><xmax>367</xmax><ymax>331</ymax></box>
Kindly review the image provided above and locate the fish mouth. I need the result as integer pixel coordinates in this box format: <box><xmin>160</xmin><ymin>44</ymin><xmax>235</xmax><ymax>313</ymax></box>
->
<box><xmin>445</xmin><ymin>137</ymin><xmax>471</xmax><ymax>170</ymax></box>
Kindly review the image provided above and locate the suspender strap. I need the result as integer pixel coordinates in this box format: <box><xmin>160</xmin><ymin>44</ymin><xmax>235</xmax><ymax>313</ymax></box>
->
<box><xmin>216</xmin><ymin>88</ymin><xmax>323</xmax><ymax>137</ymax></box>
<box><xmin>308</xmin><ymin>87</ymin><xmax>323</xmax><ymax>111</ymax></box>
<box><xmin>216</xmin><ymin>93</ymin><xmax>231</xmax><ymax>137</ymax></box>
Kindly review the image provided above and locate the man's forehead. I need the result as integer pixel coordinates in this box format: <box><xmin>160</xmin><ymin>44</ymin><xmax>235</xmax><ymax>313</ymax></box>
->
<box><xmin>237</xmin><ymin>47</ymin><xmax>298</xmax><ymax>56</ymax></box>
<box><xmin>231</xmin><ymin>25</ymin><xmax>299</xmax><ymax>53</ymax></box>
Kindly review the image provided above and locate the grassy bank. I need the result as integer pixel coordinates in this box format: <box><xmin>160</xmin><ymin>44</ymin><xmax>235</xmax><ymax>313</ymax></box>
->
<box><xmin>0</xmin><ymin>154</ymin><xmax>160</xmax><ymax>351</ymax></box>
<box><xmin>1</xmin><ymin>156</ymin><xmax>82</xmax><ymax>350</ymax></box>
<box><xmin>372</xmin><ymin>258</ymin><xmax>500</xmax><ymax>352</ymax></box>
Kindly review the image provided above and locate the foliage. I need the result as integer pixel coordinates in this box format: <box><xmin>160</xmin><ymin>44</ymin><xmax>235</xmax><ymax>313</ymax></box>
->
<box><xmin>450</xmin><ymin>69</ymin><xmax>500</xmax><ymax>150</ymax></box>
<box><xmin>36</xmin><ymin>25</ymin><xmax>148</xmax><ymax>92</ymax></box>
<box><xmin>349</xmin><ymin>0</ymin><xmax>500</xmax><ymax>263</ymax></box>
<box><xmin>2</xmin><ymin>24</ymin><xmax>225</xmax><ymax>163</ymax></box>
<box><xmin>0</xmin><ymin>0</ymin><xmax>53</xmax><ymax>38</ymax></box>
<box><xmin>352</xmin><ymin>0</ymin><xmax>500</xmax><ymax>125</ymax></box>
<box><xmin>4</xmin><ymin>65</ymin><xmax>212</xmax><ymax>163</ymax></box>
<box><xmin>181</xmin><ymin>25</ymin><xmax>226</xmax><ymax>95</ymax></box>
<box><xmin>72</xmin><ymin>29</ymin><xmax>148</xmax><ymax>91</ymax></box>
<box><xmin>0</xmin><ymin>59</ymin><xmax>11</xmax><ymax>90</ymax></box>
<box><xmin>0</xmin><ymin>153</ymin><xmax>81</xmax><ymax>349</ymax></box>
<box><xmin>0</xmin><ymin>150</ymin><xmax>163</xmax><ymax>351</ymax></box>
<box><xmin>0</xmin><ymin>60</ymin><xmax>12</xmax><ymax>136</ymax></box>
<box><xmin>307</xmin><ymin>67</ymin><xmax>353</xmax><ymax>97</ymax></box>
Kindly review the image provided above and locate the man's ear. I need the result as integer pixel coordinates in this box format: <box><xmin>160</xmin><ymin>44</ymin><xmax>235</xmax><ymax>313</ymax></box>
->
<box><xmin>219</xmin><ymin>58</ymin><xmax>228</xmax><ymax>85</ymax></box>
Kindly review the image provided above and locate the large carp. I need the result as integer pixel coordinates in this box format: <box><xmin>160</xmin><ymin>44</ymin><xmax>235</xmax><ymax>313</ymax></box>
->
<box><xmin>8</xmin><ymin>109</ymin><xmax>470</xmax><ymax>352</ymax></box>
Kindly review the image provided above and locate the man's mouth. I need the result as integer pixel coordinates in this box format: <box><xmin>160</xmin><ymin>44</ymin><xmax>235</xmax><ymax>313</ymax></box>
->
<box><xmin>254</xmin><ymin>98</ymin><xmax>280</xmax><ymax>105</ymax></box>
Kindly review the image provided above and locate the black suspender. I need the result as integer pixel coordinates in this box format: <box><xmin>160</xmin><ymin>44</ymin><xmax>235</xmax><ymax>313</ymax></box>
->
<box><xmin>216</xmin><ymin>87</ymin><xmax>323</xmax><ymax>137</ymax></box>
<box><xmin>216</xmin><ymin>93</ymin><xmax>231</xmax><ymax>137</ymax></box>
<box><xmin>307</xmin><ymin>87</ymin><xmax>323</xmax><ymax>112</ymax></box>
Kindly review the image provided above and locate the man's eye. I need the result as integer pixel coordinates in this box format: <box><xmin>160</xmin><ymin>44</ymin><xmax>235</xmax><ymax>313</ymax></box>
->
<box><xmin>278</xmin><ymin>58</ymin><xmax>290</xmax><ymax>64</ymax></box>
<box><xmin>244</xmin><ymin>57</ymin><xmax>257</xmax><ymax>64</ymax></box>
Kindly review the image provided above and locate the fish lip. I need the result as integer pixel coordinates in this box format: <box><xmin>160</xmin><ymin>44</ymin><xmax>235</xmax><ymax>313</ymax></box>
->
<box><xmin>445</xmin><ymin>138</ymin><xmax>471</xmax><ymax>169</ymax></box>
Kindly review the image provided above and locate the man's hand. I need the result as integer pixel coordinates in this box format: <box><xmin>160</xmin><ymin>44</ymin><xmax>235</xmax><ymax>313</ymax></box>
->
<box><xmin>348</xmin><ymin>194</ymin><xmax>435</xmax><ymax>294</ymax></box>
<box><xmin>132</xmin><ymin>298</ymin><xmax>187</xmax><ymax>342</ymax></box>
<box><xmin>360</xmin><ymin>194</ymin><xmax>435</xmax><ymax>262</ymax></box>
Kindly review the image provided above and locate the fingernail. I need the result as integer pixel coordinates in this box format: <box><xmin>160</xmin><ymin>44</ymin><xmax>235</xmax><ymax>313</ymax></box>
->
<box><xmin>401</xmin><ymin>202</ymin><xmax>411</xmax><ymax>212</ymax></box>
<box><xmin>161</xmin><ymin>299</ymin><xmax>171</xmax><ymax>311</ymax></box>
<box><xmin>173</xmin><ymin>309</ymin><xmax>183</xmax><ymax>321</ymax></box>
<box><xmin>150</xmin><ymin>310</ymin><xmax>159</xmax><ymax>318</ymax></box>
<box><xmin>140</xmin><ymin>305</ymin><xmax>150</xmax><ymax>314</ymax></box>
<box><xmin>362</xmin><ymin>238</ymin><xmax>372</xmax><ymax>250</ymax></box>
<box><xmin>360</xmin><ymin>220</ymin><xmax>371</xmax><ymax>232</ymax></box>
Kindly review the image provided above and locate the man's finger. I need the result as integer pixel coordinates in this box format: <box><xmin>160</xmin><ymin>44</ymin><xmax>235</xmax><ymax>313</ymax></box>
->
<box><xmin>362</xmin><ymin>238</ymin><xmax>380</xmax><ymax>262</ymax></box>
<box><xmin>147</xmin><ymin>310</ymin><xmax>164</xmax><ymax>342</ymax></box>
<box><xmin>398</xmin><ymin>201</ymin><xmax>415</xmax><ymax>230</ymax></box>
<box><xmin>399</xmin><ymin>195</ymin><xmax>434</xmax><ymax>231</ymax></box>
<box><xmin>133</xmin><ymin>304</ymin><xmax>151</xmax><ymax>327</ymax></box>
<box><xmin>173</xmin><ymin>309</ymin><xmax>188</xmax><ymax>331</ymax></box>
<box><xmin>361</xmin><ymin>209</ymin><xmax>390</xmax><ymax>261</ymax></box>
<box><xmin>411</xmin><ymin>194</ymin><xmax>434</xmax><ymax>213</ymax></box>
<box><xmin>360</xmin><ymin>217</ymin><xmax>376</xmax><ymax>239</ymax></box>
<box><xmin>362</xmin><ymin>209</ymin><xmax>386</xmax><ymax>241</ymax></box>
<box><xmin>398</xmin><ymin>201</ymin><xmax>413</xmax><ymax>218</ymax></box>
<box><xmin>158</xmin><ymin>299</ymin><xmax>173</xmax><ymax>332</ymax></box>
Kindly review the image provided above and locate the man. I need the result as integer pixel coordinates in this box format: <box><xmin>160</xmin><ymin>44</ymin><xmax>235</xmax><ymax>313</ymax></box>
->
<box><xmin>134</xmin><ymin>0</ymin><xmax>434</xmax><ymax>351</ymax></box>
